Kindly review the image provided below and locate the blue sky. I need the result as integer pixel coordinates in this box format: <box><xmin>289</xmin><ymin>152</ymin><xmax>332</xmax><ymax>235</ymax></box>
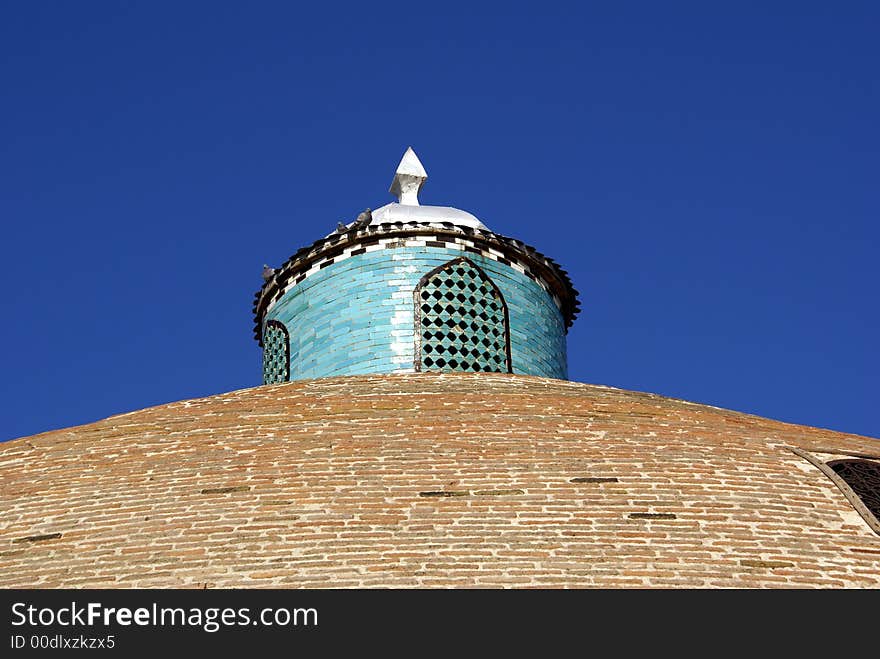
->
<box><xmin>1</xmin><ymin>2</ymin><xmax>877</xmax><ymax>441</ymax></box>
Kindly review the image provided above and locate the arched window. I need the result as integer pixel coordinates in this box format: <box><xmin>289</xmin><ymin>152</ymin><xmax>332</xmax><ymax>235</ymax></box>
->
<box><xmin>827</xmin><ymin>459</ymin><xmax>880</xmax><ymax>523</ymax></box>
<box><xmin>262</xmin><ymin>320</ymin><xmax>290</xmax><ymax>384</ymax></box>
<box><xmin>414</xmin><ymin>257</ymin><xmax>511</xmax><ymax>373</ymax></box>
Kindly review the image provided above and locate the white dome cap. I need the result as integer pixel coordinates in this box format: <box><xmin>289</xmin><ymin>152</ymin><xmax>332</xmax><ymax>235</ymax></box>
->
<box><xmin>331</xmin><ymin>147</ymin><xmax>490</xmax><ymax>234</ymax></box>
<box><xmin>369</xmin><ymin>202</ymin><xmax>488</xmax><ymax>230</ymax></box>
<box><xmin>382</xmin><ymin>147</ymin><xmax>488</xmax><ymax>229</ymax></box>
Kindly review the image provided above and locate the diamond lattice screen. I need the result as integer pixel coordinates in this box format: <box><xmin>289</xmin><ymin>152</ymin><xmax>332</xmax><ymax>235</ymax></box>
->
<box><xmin>262</xmin><ymin>321</ymin><xmax>290</xmax><ymax>384</ymax></box>
<box><xmin>417</xmin><ymin>259</ymin><xmax>510</xmax><ymax>373</ymax></box>
<box><xmin>829</xmin><ymin>459</ymin><xmax>880</xmax><ymax>521</ymax></box>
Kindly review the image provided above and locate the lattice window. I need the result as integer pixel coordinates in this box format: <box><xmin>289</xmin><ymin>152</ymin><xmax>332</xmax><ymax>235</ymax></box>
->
<box><xmin>262</xmin><ymin>320</ymin><xmax>290</xmax><ymax>384</ymax></box>
<box><xmin>415</xmin><ymin>257</ymin><xmax>511</xmax><ymax>373</ymax></box>
<box><xmin>828</xmin><ymin>459</ymin><xmax>880</xmax><ymax>522</ymax></box>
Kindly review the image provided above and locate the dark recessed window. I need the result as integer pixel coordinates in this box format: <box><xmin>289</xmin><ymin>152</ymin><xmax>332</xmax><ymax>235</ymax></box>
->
<box><xmin>262</xmin><ymin>320</ymin><xmax>290</xmax><ymax>384</ymax></box>
<box><xmin>828</xmin><ymin>459</ymin><xmax>880</xmax><ymax>521</ymax></box>
<box><xmin>415</xmin><ymin>257</ymin><xmax>511</xmax><ymax>373</ymax></box>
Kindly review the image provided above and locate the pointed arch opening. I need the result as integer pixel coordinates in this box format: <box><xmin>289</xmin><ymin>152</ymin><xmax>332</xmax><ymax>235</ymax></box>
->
<box><xmin>827</xmin><ymin>459</ymin><xmax>880</xmax><ymax>531</ymax></box>
<box><xmin>414</xmin><ymin>257</ymin><xmax>512</xmax><ymax>373</ymax></box>
<box><xmin>262</xmin><ymin>320</ymin><xmax>290</xmax><ymax>384</ymax></box>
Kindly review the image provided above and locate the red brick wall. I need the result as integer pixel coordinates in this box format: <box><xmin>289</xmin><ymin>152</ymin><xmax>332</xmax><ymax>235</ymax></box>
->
<box><xmin>2</xmin><ymin>373</ymin><xmax>878</xmax><ymax>588</ymax></box>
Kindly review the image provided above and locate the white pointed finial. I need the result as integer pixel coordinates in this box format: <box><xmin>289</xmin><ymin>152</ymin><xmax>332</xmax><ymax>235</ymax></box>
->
<box><xmin>389</xmin><ymin>147</ymin><xmax>427</xmax><ymax>206</ymax></box>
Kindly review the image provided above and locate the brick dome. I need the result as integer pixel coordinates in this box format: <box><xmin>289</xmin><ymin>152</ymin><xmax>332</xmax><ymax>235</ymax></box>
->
<box><xmin>2</xmin><ymin>373</ymin><xmax>879</xmax><ymax>588</ymax></box>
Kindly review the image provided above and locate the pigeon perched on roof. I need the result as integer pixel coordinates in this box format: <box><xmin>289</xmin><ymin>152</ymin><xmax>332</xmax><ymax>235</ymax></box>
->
<box><xmin>336</xmin><ymin>221</ymin><xmax>349</xmax><ymax>233</ymax></box>
<box><xmin>261</xmin><ymin>264</ymin><xmax>275</xmax><ymax>282</ymax></box>
<box><xmin>352</xmin><ymin>208</ymin><xmax>372</xmax><ymax>228</ymax></box>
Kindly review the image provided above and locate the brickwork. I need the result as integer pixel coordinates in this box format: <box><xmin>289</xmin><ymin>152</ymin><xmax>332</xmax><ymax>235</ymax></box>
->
<box><xmin>2</xmin><ymin>373</ymin><xmax>879</xmax><ymax>588</ymax></box>
<box><xmin>264</xmin><ymin>249</ymin><xmax>566</xmax><ymax>380</ymax></box>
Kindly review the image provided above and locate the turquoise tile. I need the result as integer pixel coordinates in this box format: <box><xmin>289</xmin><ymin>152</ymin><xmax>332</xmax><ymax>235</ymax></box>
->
<box><xmin>263</xmin><ymin>248</ymin><xmax>567</xmax><ymax>381</ymax></box>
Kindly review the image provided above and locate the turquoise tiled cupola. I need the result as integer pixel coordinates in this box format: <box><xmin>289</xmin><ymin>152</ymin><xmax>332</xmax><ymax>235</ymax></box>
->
<box><xmin>253</xmin><ymin>148</ymin><xmax>580</xmax><ymax>383</ymax></box>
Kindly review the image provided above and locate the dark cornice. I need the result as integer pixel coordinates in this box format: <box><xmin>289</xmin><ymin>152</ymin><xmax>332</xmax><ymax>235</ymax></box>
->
<box><xmin>252</xmin><ymin>222</ymin><xmax>581</xmax><ymax>345</ymax></box>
